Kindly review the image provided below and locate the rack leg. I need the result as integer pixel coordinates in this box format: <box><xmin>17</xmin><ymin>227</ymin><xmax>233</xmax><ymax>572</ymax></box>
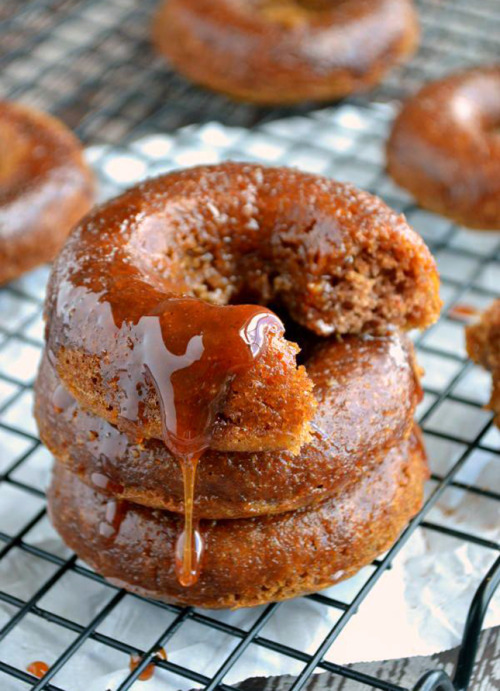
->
<box><xmin>413</xmin><ymin>555</ymin><xmax>500</xmax><ymax>691</ymax></box>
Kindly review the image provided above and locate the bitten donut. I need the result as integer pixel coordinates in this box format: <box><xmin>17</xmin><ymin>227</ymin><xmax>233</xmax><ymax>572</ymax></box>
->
<box><xmin>153</xmin><ymin>0</ymin><xmax>419</xmax><ymax>105</ymax></box>
<box><xmin>36</xmin><ymin>332</ymin><xmax>421</xmax><ymax>518</ymax></box>
<box><xmin>45</xmin><ymin>163</ymin><xmax>440</xmax><ymax>454</ymax></box>
<box><xmin>48</xmin><ymin>428</ymin><xmax>428</xmax><ymax>609</ymax></box>
<box><xmin>387</xmin><ymin>67</ymin><xmax>500</xmax><ymax>229</ymax></box>
<box><xmin>466</xmin><ymin>300</ymin><xmax>500</xmax><ymax>426</ymax></box>
<box><xmin>0</xmin><ymin>101</ymin><xmax>94</xmax><ymax>284</ymax></box>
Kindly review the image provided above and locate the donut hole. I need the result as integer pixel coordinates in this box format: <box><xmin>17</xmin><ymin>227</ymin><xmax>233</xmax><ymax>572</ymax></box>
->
<box><xmin>142</xmin><ymin>213</ymin><xmax>319</xmax><ymax>356</ymax></box>
<box><xmin>129</xmin><ymin>202</ymin><xmax>433</xmax><ymax>340</ymax></box>
<box><xmin>116</xmin><ymin>165</ymin><xmax>439</xmax><ymax>340</ymax></box>
<box><xmin>452</xmin><ymin>75</ymin><xmax>500</xmax><ymax>139</ymax></box>
<box><xmin>262</xmin><ymin>301</ymin><xmax>319</xmax><ymax>365</ymax></box>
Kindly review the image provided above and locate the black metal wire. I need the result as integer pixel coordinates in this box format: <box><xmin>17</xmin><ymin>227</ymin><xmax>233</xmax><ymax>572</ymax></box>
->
<box><xmin>453</xmin><ymin>556</ymin><xmax>500</xmax><ymax>691</ymax></box>
<box><xmin>0</xmin><ymin>1</ymin><xmax>499</xmax><ymax>690</ymax></box>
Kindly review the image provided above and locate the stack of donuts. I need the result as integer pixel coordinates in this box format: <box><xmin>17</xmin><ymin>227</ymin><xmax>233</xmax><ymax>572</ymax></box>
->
<box><xmin>35</xmin><ymin>163</ymin><xmax>441</xmax><ymax>608</ymax></box>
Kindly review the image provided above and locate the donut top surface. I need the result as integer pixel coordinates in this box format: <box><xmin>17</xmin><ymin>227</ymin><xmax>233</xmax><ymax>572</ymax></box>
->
<box><xmin>45</xmin><ymin>163</ymin><xmax>439</xmax><ymax>460</ymax></box>
<box><xmin>230</xmin><ymin>0</ymin><xmax>392</xmax><ymax>32</ymax></box>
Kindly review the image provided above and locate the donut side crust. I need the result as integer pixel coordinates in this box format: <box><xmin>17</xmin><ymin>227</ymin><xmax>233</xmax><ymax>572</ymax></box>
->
<box><xmin>35</xmin><ymin>333</ymin><xmax>421</xmax><ymax>517</ymax></box>
<box><xmin>54</xmin><ymin>332</ymin><xmax>317</xmax><ymax>454</ymax></box>
<box><xmin>47</xmin><ymin>429</ymin><xmax>428</xmax><ymax>609</ymax></box>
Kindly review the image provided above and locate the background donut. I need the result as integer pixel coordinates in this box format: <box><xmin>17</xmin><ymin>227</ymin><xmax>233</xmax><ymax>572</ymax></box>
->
<box><xmin>387</xmin><ymin>66</ymin><xmax>500</xmax><ymax>229</ymax></box>
<box><xmin>0</xmin><ymin>101</ymin><xmax>94</xmax><ymax>284</ymax></box>
<box><xmin>153</xmin><ymin>0</ymin><xmax>419</xmax><ymax>104</ymax></box>
<box><xmin>466</xmin><ymin>300</ymin><xmax>500</xmax><ymax>426</ymax></box>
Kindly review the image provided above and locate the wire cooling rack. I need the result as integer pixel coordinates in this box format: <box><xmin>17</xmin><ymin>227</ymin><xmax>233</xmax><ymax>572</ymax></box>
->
<box><xmin>0</xmin><ymin>1</ymin><xmax>499</xmax><ymax>690</ymax></box>
<box><xmin>2</xmin><ymin>0</ymin><xmax>500</xmax><ymax>144</ymax></box>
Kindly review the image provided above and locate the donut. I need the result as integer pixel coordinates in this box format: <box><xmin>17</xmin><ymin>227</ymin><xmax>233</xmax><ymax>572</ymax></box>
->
<box><xmin>466</xmin><ymin>300</ymin><xmax>500</xmax><ymax>426</ymax></box>
<box><xmin>35</xmin><ymin>332</ymin><xmax>421</xmax><ymax>518</ymax></box>
<box><xmin>387</xmin><ymin>67</ymin><xmax>500</xmax><ymax>230</ymax></box>
<box><xmin>0</xmin><ymin>101</ymin><xmax>94</xmax><ymax>284</ymax></box>
<box><xmin>153</xmin><ymin>0</ymin><xmax>419</xmax><ymax>105</ymax></box>
<box><xmin>45</xmin><ymin>163</ymin><xmax>440</xmax><ymax>456</ymax></box>
<box><xmin>48</xmin><ymin>428</ymin><xmax>428</xmax><ymax>609</ymax></box>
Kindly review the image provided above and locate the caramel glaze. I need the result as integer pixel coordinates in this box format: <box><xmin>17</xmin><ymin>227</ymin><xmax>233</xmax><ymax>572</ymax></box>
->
<box><xmin>36</xmin><ymin>332</ymin><xmax>421</xmax><ymax>519</ymax></box>
<box><xmin>0</xmin><ymin>101</ymin><xmax>94</xmax><ymax>284</ymax></box>
<box><xmin>153</xmin><ymin>0</ymin><xmax>419</xmax><ymax>105</ymax></box>
<box><xmin>52</xmin><ymin>280</ymin><xmax>281</xmax><ymax>585</ymax></box>
<box><xmin>130</xmin><ymin>648</ymin><xmax>167</xmax><ymax>681</ymax></box>
<box><xmin>47</xmin><ymin>252</ymin><xmax>283</xmax><ymax>584</ymax></box>
<box><xmin>27</xmin><ymin>661</ymin><xmax>49</xmax><ymax>679</ymax></box>
<box><xmin>47</xmin><ymin>429</ymin><xmax>428</xmax><ymax>609</ymax></box>
<box><xmin>387</xmin><ymin>67</ymin><xmax>500</xmax><ymax>230</ymax></box>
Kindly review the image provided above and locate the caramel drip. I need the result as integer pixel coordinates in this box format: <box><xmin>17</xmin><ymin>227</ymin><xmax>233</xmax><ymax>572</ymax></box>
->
<box><xmin>175</xmin><ymin>453</ymin><xmax>203</xmax><ymax>586</ymax></box>
<box><xmin>27</xmin><ymin>661</ymin><xmax>49</xmax><ymax>679</ymax></box>
<box><xmin>53</xmin><ymin>242</ymin><xmax>284</xmax><ymax>587</ymax></box>
<box><xmin>448</xmin><ymin>303</ymin><xmax>479</xmax><ymax>322</ymax></box>
<box><xmin>129</xmin><ymin>647</ymin><xmax>167</xmax><ymax>681</ymax></box>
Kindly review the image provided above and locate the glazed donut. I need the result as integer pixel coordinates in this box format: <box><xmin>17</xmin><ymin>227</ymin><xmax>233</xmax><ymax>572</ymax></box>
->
<box><xmin>48</xmin><ymin>428</ymin><xmax>427</xmax><ymax>609</ymax></box>
<box><xmin>35</xmin><ymin>332</ymin><xmax>421</xmax><ymax>518</ymax></box>
<box><xmin>387</xmin><ymin>67</ymin><xmax>500</xmax><ymax>230</ymax></box>
<box><xmin>0</xmin><ymin>101</ymin><xmax>94</xmax><ymax>284</ymax></box>
<box><xmin>45</xmin><ymin>163</ymin><xmax>440</xmax><ymax>456</ymax></box>
<box><xmin>466</xmin><ymin>300</ymin><xmax>500</xmax><ymax>426</ymax></box>
<box><xmin>153</xmin><ymin>0</ymin><xmax>419</xmax><ymax>105</ymax></box>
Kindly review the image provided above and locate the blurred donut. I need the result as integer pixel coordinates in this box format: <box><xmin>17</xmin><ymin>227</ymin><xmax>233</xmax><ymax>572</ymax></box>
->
<box><xmin>387</xmin><ymin>67</ymin><xmax>500</xmax><ymax>229</ymax></box>
<box><xmin>466</xmin><ymin>299</ymin><xmax>500</xmax><ymax>425</ymax></box>
<box><xmin>153</xmin><ymin>0</ymin><xmax>419</xmax><ymax>104</ymax></box>
<box><xmin>0</xmin><ymin>101</ymin><xmax>94</xmax><ymax>284</ymax></box>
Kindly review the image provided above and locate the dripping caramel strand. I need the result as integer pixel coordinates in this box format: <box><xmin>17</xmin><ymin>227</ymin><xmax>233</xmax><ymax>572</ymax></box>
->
<box><xmin>175</xmin><ymin>453</ymin><xmax>202</xmax><ymax>586</ymax></box>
